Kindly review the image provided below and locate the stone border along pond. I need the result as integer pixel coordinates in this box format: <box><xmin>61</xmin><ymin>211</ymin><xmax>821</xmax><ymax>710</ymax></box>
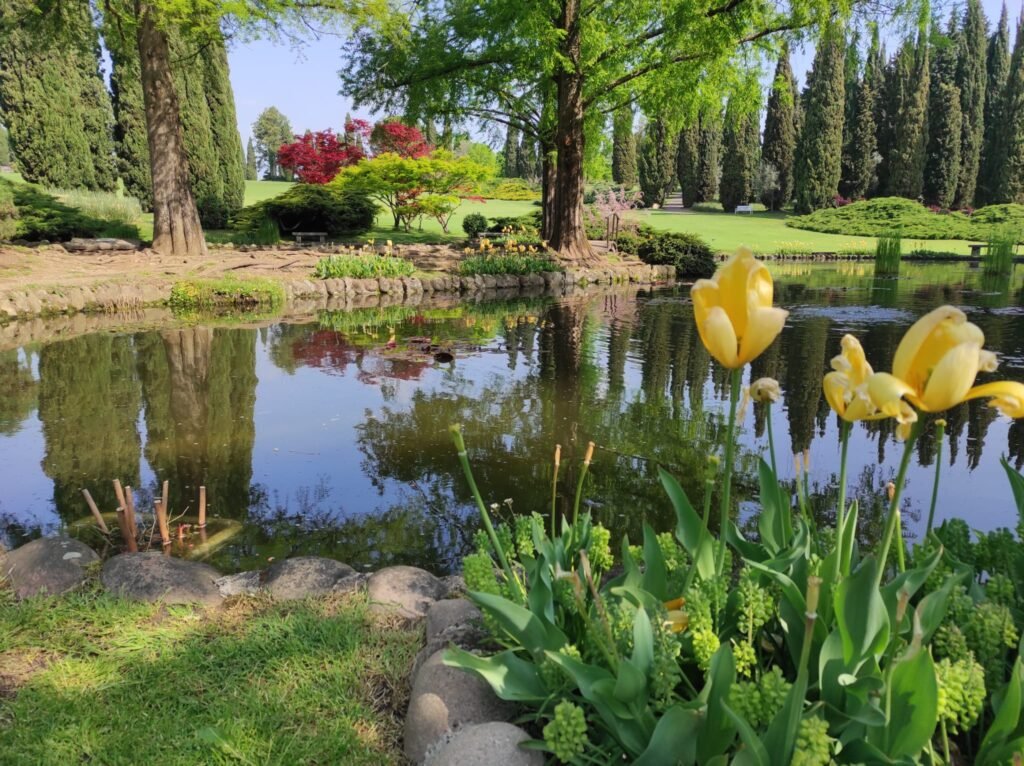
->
<box><xmin>0</xmin><ymin>263</ymin><xmax>677</xmax><ymax>323</ymax></box>
<box><xmin>1</xmin><ymin>537</ymin><xmax>542</xmax><ymax>766</ymax></box>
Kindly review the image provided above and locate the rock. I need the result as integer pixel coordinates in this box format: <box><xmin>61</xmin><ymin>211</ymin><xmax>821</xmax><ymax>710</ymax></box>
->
<box><xmin>215</xmin><ymin>570</ymin><xmax>261</xmax><ymax>597</ymax></box>
<box><xmin>426</xmin><ymin>599</ymin><xmax>482</xmax><ymax>643</ymax></box>
<box><xmin>101</xmin><ymin>552</ymin><xmax>223</xmax><ymax>605</ymax></box>
<box><xmin>262</xmin><ymin>556</ymin><xmax>356</xmax><ymax>600</ymax></box>
<box><xmin>425</xmin><ymin>722</ymin><xmax>543</xmax><ymax>766</ymax></box>
<box><xmin>2</xmin><ymin>537</ymin><xmax>99</xmax><ymax>599</ymax></box>
<box><xmin>404</xmin><ymin>650</ymin><xmax>517</xmax><ymax>764</ymax></box>
<box><xmin>368</xmin><ymin>565</ymin><xmax>446</xmax><ymax>619</ymax></box>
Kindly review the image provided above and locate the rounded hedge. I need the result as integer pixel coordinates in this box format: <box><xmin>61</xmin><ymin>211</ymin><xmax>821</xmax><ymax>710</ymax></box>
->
<box><xmin>634</xmin><ymin>230</ymin><xmax>715</xmax><ymax>278</ymax></box>
<box><xmin>462</xmin><ymin>212</ymin><xmax>488</xmax><ymax>238</ymax></box>
<box><xmin>233</xmin><ymin>184</ymin><xmax>377</xmax><ymax>239</ymax></box>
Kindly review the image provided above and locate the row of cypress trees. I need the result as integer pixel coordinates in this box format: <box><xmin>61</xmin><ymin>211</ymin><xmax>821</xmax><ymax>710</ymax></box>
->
<box><xmin>608</xmin><ymin>1</ymin><xmax>1024</xmax><ymax>213</ymax></box>
<box><xmin>0</xmin><ymin>11</ymin><xmax>245</xmax><ymax>227</ymax></box>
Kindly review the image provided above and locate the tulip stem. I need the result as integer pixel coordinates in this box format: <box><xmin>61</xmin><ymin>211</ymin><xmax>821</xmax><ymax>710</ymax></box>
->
<box><xmin>835</xmin><ymin>420</ymin><xmax>851</xmax><ymax>580</ymax></box>
<box><xmin>717</xmin><ymin>368</ymin><xmax>743</xmax><ymax>578</ymax></box>
<box><xmin>766</xmin><ymin>405</ymin><xmax>778</xmax><ymax>478</ymax></box>
<box><xmin>925</xmin><ymin>421</ymin><xmax>946</xmax><ymax>536</ymax></box>
<box><xmin>874</xmin><ymin>422</ymin><xmax>919</xmax><ymax>591</ymax></box>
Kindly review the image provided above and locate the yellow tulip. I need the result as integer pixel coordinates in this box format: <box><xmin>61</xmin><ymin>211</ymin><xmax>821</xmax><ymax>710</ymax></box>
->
<box><xmin>750</xmin><ymin>377</ymin><xmax>781</xmax><ymax>404</ymax></box>
<box><xmin>867</xmin><ymin>306</ymin><xmax>1019</xmax><ymax>422</ymax></box>
<box><xmin>663</xmin><ymin>597</ymin><xmax>688</xmax><ymax>634</ymax></box>
<box><xmin>691</xmin><ymin>247</ymin><xmax>789</xmax><ymax>369</ymax></box>
<box><xmin>823</xmin><ymin>335</ymin><xmax>917</xmax><ymax>433</ymax></box>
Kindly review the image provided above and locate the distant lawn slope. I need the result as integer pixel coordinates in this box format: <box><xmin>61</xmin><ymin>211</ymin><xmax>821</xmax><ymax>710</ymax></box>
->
<box><xmin>638</xmin><ymin>208</ymin><xmax>978</xmax><ymax>256</ymax></box>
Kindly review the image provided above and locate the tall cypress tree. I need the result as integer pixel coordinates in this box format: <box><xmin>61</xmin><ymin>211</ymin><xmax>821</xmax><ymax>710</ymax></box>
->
<box><xmin>200</xmin><ymin>34</ymin><xmax>245</xmax><ymax>222</ymax></box>
<box><xmin>979</xmin><ymin>5</ymin><xmax>1012</xmax><ymax>203</ymax></box>
<box><xmin>925</xmin><ymin>25</ymin><xmax>963</xmax><ymax>208</ymax></box>
<box><xmin>638</xmin><ymin>118</ymin><xmax>675</xmax><ymax>207</ymax></box>
<box><xmin>956</xmin><ymin>0</ymin><xmax>988</xmax><ymax>206</ymax></box>
<box><xmin>0</xmin><ymin>4</ymin><xmax>116</xmax><ymax>191</ymax></box>
<box><xmin>501</xmin><ymin>124</ymin><xmax>521</xmax><ymax>177</ymax></box>
<box><xmin>846</xmin><ymin>28</ymin><xmax>882</xmax><ymax>199</ymax></box>
<box><xmin>676</xmin><ymin>120</ymin><xmax>700</xmax><ymax>206</ymax></box>
<box><xmin>762</xmin><ymin>48</ymin><xmax>798</xmax><ymax>208</ymax></box>
<box><xmin>245</xmin><ymin>138</ymin><xmax>258</xmax><ymax>181</ymax></box>
<box><xmin>517</xmin><ymin>132</ymin><xmax>540</xmax><ymax>181</ymax></box>
<box><xmin>887</xmin><ymin>38</ymin><xmax>930</xmax><ymax>199</ymax></box>
<box><xmin>720</xmin><ymin>96</ymin><xmax>759</xmax><ymax>211</ymax></box>
<box><xmin>106</xmin><ymin>23</ymin><xmax>152</xmax><ymax>206</ymax></box>
<box><xmin>839</xmin><ymin>32</ymin><xmax>862</xmax><ymax>197</ymax></box>
<box><xmin>793</xmin><ymin>23</ymin><xmax>846</xmax><ymax>213</ymax></box>
<box><xmin>695</xmin><ymin>110</ymin><xmax>722</xmax><ymax>203</ymax></box>
<box><xmin>611</xmin><ymin>107</ymin><xmax>638</xmax><ymax>187</ymax></box>
<box><xmin>994</xmin><ymin>12</ymin><xmax>1024</xmax><ymax>203</ymax></box>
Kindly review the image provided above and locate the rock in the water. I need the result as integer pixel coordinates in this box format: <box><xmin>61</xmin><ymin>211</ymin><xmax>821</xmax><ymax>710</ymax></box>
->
<box><xmin>3</xmin><ymin>537</ymin><xmax>99</xmax><ymax>599</ymax></box>
<box><xmin>404</xmin><ymin>649</ymin><xmax>516</xmax><ymax>764</ymax></box>
<box><xmin>262</xmin><ymin>556</ymin><xmax>356</xmax><ymax>600</ymax></box>
<box><xmin>425</xmin><ymin>722</ymin><xmax>543</xmax><ymax>766</ymax></box>
<box><xmin>426</xmin><ymin>599</ymin><xmax>482</xmax><ymax>643</ymax></box>
<box><xmin>101</xmin><ymin>552</ymin><xmax>222</xmax><ymax>605</ymax></box>
<box><xmin>215</xmin><ymin>570</ymin><xmax>261</xmax><ymax>597</ymax></box>
<box><xmin>368</xmin><ymin>565</ymin><xmax>446</xmax><ymax>619</ymax></box>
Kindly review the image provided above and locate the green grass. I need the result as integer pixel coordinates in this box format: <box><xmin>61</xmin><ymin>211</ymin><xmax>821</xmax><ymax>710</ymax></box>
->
<box><xmin>313</xmin><ymin>253</ymin><xmax>416</xmax><ymax>279</ymax></box>
<box><xmin>0</xmin><ymin>583</ymin><xmax>420</xmax><ymax>765</ymax></box>
<box><xmin>459</xmin><ymin>253</ymin><xmax>561</xmax><ymax>276</ymax></box>
<box><xmin>637</xmin><ymin>209</ymin><xmax>979</xmax><ymax>256</ymax></box>
<box><xmin>169</xmin><ymin>277</ymin><xmax>285</xmax><ymax>310</ymax></box>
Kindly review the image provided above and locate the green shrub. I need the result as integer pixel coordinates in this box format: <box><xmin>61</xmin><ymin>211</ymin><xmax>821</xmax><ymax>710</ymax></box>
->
<box><xmin>169</xmin><ymin>277</ymin><xmax>284</xmax><ymax>310</ymax></box>
<box><xmin>462</xmin><ymin>212</ymin><xmax>489</xmax><ymax>238</ymax></box>
<box><xmin>788</xmin><ymin>197</ymin><xmax>1024</xmax><ymax>242</ymax></box>
<box><xmin>477</xmin><ymin>178</ymin><xmax>540</xmax><ymax>200</ymax></box>
<box><xmin>985</xmin><ymin>228</ymin><xmax>1019</xmax><ymax>276</ymax></box>
<box><xmin>875</xmin><ymin>231</ymin><xmax>902</xmax><ymax>275</ymax></box>
<box><xmin>0</xmin><ymin>179</ymin><xmax>140</xmax><ymax>242</ymax></box>
<box><xmin>486</xmin><ymin>213</ymin><xmax>541</xmax><ymax>234</ymax></box>
<box><xmin>313</xmin><ymin>254</ymin><xmax>415</xmax><ymax>279</ymax></box>
<box><xmin>233</xmin><ymin>184</ymin><xmax>377</xmax><ymax>239</ymax></box>
<box><xmin>613</xmin><ymin>223</ymin><xmax>658</xmax><ymax>255</ymax></box>
<box><xmin>636</xmin><ymin>231</ymin><xmax>715</xmax><ymax>278</ymax></box>
<box><xmin>459</xmin><ymin>254</ymin><xmax>561</xmax><ymax>276</ymax></box>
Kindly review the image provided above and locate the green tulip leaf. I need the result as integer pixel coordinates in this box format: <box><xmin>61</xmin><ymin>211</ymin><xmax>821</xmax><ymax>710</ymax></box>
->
<box><xmin>834</xmin><ymin>557</ymin><xmax>890</xmax><ymax>663</ymax></box>
<box><xmin>884</xmin><ymin>646</ymin><xmax>938</xmax><ymax>759</ymax></box>
<box><xmin>443</xmin><ymin>647</ymin><xmax>549</xmax><ymax>702</ymax></box>
<box><xmin>660</xmin><ymin>467</ymin><xmax>715</xmax><ymax>579</ymax></box>
<box><xmin>641</xmin><ymin>523</ymin><xmax>669</xmax><ymax>601</ymax></box>
<box><xmin>470</xmin><ymin>590</ymin><xmax>566</xmax><ymax>656</ymax></box>
<box><xmin>632</xmin><ymin>705</ymin><xmax>701</xmax><ymax>766</ymax></box>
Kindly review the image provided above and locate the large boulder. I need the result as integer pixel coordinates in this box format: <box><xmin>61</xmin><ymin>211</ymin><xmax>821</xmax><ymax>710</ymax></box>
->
<box><xmin>425</xmin><ymin>722</ymin><xmax>543</xmax><ymax>766</ymax></box>
<box><xmin>368</xmin><ymin>565</ymin><xmax>446</xmax><ymax>620</ymax></box>
<box><xmin>100</xmin><ymin>552</ymin><xmax>222</xmax><ymax>605</ymax></box>
<box><xmin>2</xmin><ymin>537</ymin><xmax>99</xmax><ymax>599</ymax></box>
<box><xmin>426</xmin><ymin>599</ymin><xmax>482</xmax><ymax>643</ymax></box>
<box><xmin>403</xmin><ymin>649</ymin><xmax>516</xmax><ymax>764</ymax></box>
<box><xmin>261</xmin><ymin>556</ymin><xmax>356</xmax><ymax>600</ymax></box>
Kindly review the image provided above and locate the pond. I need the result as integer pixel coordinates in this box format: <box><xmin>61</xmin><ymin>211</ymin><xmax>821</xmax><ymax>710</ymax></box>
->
<box><xmin>2</xmin><ymin>262</ymin><xmax>1023</xmax><ymax>575</ymax></box>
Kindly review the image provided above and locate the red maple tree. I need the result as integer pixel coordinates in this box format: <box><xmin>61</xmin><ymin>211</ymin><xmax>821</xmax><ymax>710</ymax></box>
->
<box><xmin>277</xmin><ymin>120</ymin><xmax>372</xmax><ymax>184</ymax></box>
<box><xmin>369</xmin><ymin>120</ymin><xmax>432</xmax><ymax>158</ymax></box>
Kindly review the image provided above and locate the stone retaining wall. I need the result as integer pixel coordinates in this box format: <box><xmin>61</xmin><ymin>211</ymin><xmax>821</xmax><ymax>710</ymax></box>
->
<box><xmin>0</xmin><ymin>264</ymin><xmax>675</xmax><ymax>323</ymax></box>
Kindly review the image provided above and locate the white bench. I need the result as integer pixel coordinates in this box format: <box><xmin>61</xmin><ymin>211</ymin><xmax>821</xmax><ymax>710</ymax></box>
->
<box><xmin>293</xmin><ymin>231</ymin><xmax>327</xmax><ymax>244</ymax></box>
<box><xmin>734</xmin><ymin>204</ymin><xmax>754</xmax><ymax>214</ymax></box>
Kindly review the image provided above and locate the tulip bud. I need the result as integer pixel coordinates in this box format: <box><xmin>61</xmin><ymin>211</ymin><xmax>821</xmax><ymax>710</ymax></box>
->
<box><xmin>750</xmin><ymin>377</ymin><xmax>781</xmax><ymax>403</ymax></box>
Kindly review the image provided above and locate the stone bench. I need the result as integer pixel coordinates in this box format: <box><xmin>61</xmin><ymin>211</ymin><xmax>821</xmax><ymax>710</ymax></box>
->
<box><xmin>292</xmin><ymin>231</ymin><xmax>328</xmax><ymax>244</ymax></box>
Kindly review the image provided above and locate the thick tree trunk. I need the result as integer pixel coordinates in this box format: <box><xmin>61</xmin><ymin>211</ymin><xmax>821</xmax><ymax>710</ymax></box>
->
<box><xmin>541</xmin><ymin>143</ymin><xmax>557</xmax><ymax>243</ymax></box>
<box><xmin>551</xmin><ymin>0</ymin><xmax>597</xmax><ymax>264</ymax></box>
<box><xmin>135</xmin><ymin>2</ymin><xmax>206</xmax><ymax>257</ymax></box>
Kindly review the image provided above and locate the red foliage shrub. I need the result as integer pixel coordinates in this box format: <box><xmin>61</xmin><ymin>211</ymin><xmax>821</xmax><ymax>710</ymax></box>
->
<box><xmin>277</xmin><ymin>120</ymin><xmax>372</xmax><ymax>184</ymax></box>
<box><xmin>370</xmin><ymin>120</ymin><xmax>432</xmax><ymax>158</ymax></box>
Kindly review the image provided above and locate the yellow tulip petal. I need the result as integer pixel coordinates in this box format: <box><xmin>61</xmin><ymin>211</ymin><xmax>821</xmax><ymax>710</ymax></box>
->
<box><xmin>867</xmin><ymin>372</ymin><xmax>919</xmax><ymax>417</ymax></box>
<box><xmin>665</xmin><ymin>610</ymin><xmax>689</xmax><ymax>634</ymax></box>
<box><xmin>737</xmin><ymin>306</ymin><xmax>788</xmax><ymax>366</ymax></box>
<box><xmin>919</xmin><ymin>343</ymin><xmax>981</xmax><ymax>412</ymax></box>
<box><xmin>963</xmin><ymin>380</ymin><xmax>1024</xmax><ymax>418</ymax></box>
<box><xmin>690</xmin><ymin>279</ymin><xmax>721</xmax><ymax>326</ymax></box>
<box><xmin>980</xmin><ymin>350</ymin><xmax>999</xmax><ymax>373</ymax></box>
<box><xmin>716</xmin><ymin>253</ymin><xmax>756</xmax><ymax>338</ymax></box>
<box><xmin>892</xmin><ymin>306</ymin><xmax>966</xmax><ymax>384</ymax></box>
<box><xmin>823</xmin><ymin>372</ymin><xmax>849</xmax><ymax>418</ymax></box>
<box><xmin>700</xmin><ymin>306</ymin><xmax>740</xmax><ymax>368</ymax></box>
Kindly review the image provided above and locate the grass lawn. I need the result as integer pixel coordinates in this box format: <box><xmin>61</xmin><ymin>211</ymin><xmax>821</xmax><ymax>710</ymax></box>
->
<box><xmin>0</xmin><ymin>584</ymin><xmax>420</xmax><ymax>765</ymax></box>
<box><xmin>638</xmin><ymin>209</ymin><xmax>977</xmax><ymax>256</ymax></box>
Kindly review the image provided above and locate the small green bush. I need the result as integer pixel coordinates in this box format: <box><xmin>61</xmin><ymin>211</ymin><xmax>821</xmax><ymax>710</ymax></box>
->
<box><xmin>788</xmin><ymin>197</ymin><xmax>1024</xmax><ymax>241</ymax></box>
<box><xmin>985</xmin><ymin>228</ymin><xmax>1019</xmax><ymax>276</ymax></box>
<box><xmin>636</xmin><ymin>231</ymin><xmax>715</xmax><ymax>278</ymax></box>
<box><xmin>477</xmin><ymin>178</ymin><xmax>540</xmax><ymax>200</ymax></box>
<box><xmin>233</xmin><ymin>184</ymin><xmax>377</xmax><ymax>239</ymax></box>
<box><xmin>313</xmin><ymin>254</ymin><xmax>415</xmax><ymax>279</ymax></box>
<box><xmin>875</xmin><ymin>231</ymin><xmax>902</xmax><ymax>275</ymax></box>
<box><xmin>51</xmin><ymin>188</ymin><xmax>143</xmax><ymax>225</ymax></box>
<box><xmin>486</xmin><ymin>213</ymin><xmax>541</xmax><ymax>234</ymax></box>
<box><xmin>459</xmin><ymin>254</ymin><xmax>561</xmax><ymax>276</ymax></box>
<box><xmin>0</xmin><ymin>179</ymin><xmax>139</xmax><ymax>241</ymax></box>
<box><xmin>462</xmin><ymin>212</ymin><xmax>489</xmax><ymax>238</ymax></box>
<box><xmin>169</xmin><ymin>277</ymin><xmax>284</xmax><ymax>310</ymax></box>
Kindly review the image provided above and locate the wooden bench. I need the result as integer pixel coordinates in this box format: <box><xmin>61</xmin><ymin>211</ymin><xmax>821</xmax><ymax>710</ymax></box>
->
<box><xmin>293</xmin><ymin>231</ymin><xmax>327</xmax><ymax>244</ymax></box>
<box><xmin>734</xmin><ymin>204</ymin><xmax>754</xmax><ymax>214</ymax></box>
<box><xmin>968</xmin><ymin>242</ymin><xmax>988</xmax><ymax>257</ymax></box>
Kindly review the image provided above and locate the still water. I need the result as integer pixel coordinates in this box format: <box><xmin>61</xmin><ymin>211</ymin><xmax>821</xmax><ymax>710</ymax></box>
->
<box><xmin>2</xmin><ymin>262</ymin><xmax>1023</xmax><ymax>574</ymax></box>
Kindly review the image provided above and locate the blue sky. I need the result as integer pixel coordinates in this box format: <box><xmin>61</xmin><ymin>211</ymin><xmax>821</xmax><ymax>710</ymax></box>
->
<box><xmin>227</xmin><ymin>0</ymin><xmax>1019</xmax><ymax>148</ymax></box>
